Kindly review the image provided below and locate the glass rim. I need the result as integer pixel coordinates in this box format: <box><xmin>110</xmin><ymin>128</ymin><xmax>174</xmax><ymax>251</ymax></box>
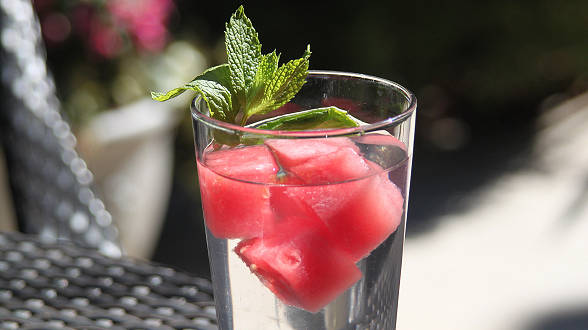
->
<box><xmin>191</xmin><ymin>70</ymin><xmax>417</xmax><ymax>138</ymax></box>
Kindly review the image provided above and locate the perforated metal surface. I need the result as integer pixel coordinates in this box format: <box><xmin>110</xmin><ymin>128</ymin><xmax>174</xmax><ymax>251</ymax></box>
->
<box><xmin>0</xmin><ymin>232</ymin><xmax>218</xmax><ymax>329</ymax></box>
<box><xmin>0</xmin><ymin>0</ymin><xmax>121</xmax><ymax>256</ymax></box>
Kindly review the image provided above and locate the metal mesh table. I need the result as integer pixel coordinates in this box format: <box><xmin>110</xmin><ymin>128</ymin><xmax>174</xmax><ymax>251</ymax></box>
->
<box><xmin>0</xmin><ymin>231</ymin><xmax>218</xmax><ymax>330</ymax></box>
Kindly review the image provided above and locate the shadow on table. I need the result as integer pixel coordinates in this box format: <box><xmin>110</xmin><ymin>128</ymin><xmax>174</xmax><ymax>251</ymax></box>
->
<box><xmin>524</xmin><ymin>307</ymin><xmax>588</xmax><ymax>330</ymax></box>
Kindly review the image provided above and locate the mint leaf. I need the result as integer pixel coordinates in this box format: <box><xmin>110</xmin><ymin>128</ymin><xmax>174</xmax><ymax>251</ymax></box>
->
<box><xmin>241</xmin><ymin>46</ymin><xmax>311</xmax><ymax>124</ymax></box>
<box><xmin>225</xmin><ymin>5</ymin><xmax>261</xmax><ymax>113</ymax></box>
<box><xmin>190</xmin><ymin>80</ymin><xmax>233</xmax><ymax>122</ymax></box>
<box><xmin>246</xmin><ymin>51</ymin><xmax>280</xmax><ymax>109</ymax></box>
<box><xmin>250</xmin><ymin>107</ymin><xmax>360</xmax><ymax>131</ymax></box>
<box><xmin>262</xmin><ymin>46</ymin><xmax>311</xmax><ymax>112</ymax></box>
<box><xmin>152</xmin><ymin>64</ymin><xmax>234</xmax><ymax>122</ymax></box>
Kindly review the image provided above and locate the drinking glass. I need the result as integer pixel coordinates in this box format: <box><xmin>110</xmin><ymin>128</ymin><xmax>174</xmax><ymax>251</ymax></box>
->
<box><xmin>191</xmin><ymin>71</ymin><xmax>416</xmax><ymax>329</ymax></box>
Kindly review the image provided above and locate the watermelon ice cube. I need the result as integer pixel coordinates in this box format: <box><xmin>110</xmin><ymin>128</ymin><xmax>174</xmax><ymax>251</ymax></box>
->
<box><xmin>235</xmin><ymin>209</ymin><xmax>361</xmax><ymax>313</ymax></box>
<box><xmin>270</xmin><ymin>139</ymin><xmax>405</xmax><ymax>260</ymax></box>
<box><xmin>325</xmin><ymin>172</ymin><xmax>404</xmax><ymax>261</ymax></box>
<box><xmin>197</xmin><ymin>145</ymin><xmax>279</xmax><ymax>239</ymax></box>
<box><xmin>273</xmin><ymin>180</ymin><xmax>367</xmax><ymax>228</ymax></box>
<box><xmin>203</xmin><ymin>145</ymin><xmax>279</xmax><ymax>182</ymax></box>
<box><xmin>265</xmin><ymin>138</ymin><xmax>368</xmax><ymax>184</ymax></box>
<box><xmin>265</xmin><ymin>137</ymin><xmax>359</xmax><ymax>168</ymax></box>
<box><xmin>277</xmin><ymin>174</ymin><xmax>404</xmax><ymax>261</ymax></box>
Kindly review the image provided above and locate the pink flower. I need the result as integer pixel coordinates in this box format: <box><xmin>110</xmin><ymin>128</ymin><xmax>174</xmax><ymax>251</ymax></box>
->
<box><xmin>89</xmin><ymin>20</ymin><xmax>124</xmax><ymax>59</ymax></box>
<box><xmin>106</xmin><ymin>0</ymin><xmax>173</xmax><ymax>52</ymax></box>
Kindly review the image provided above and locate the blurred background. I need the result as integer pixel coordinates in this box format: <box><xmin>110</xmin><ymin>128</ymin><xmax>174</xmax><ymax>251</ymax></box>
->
<box><xmin>26</xmin><ymin>0</ymin><xmax>588</xmax><ymax>329</ymax></box>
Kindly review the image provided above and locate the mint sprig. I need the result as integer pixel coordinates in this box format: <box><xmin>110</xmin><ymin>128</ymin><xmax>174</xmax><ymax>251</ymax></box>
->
<box><xmin>152</xmin><ymin>6</ymin><xmax>311</xmax><ymax>126</ymax></box>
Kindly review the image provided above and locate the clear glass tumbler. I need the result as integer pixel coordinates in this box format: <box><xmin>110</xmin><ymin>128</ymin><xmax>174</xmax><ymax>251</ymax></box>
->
<box><xmin>191</xmin><ymin>71</ymin><xmax>416</xmax><ymax>330</ymax></box>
